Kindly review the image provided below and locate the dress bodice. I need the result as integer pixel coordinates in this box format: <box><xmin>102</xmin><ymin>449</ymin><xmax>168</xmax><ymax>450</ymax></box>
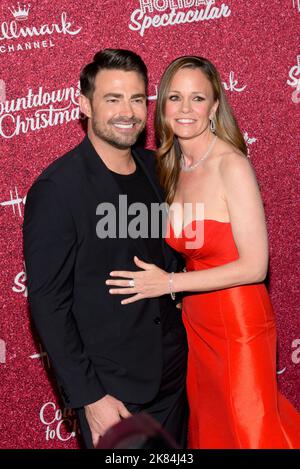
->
<box><xmin>166</xmin><ymin>219</ymin><xmax>300</xmax><ymax>449</ymax></box>
<box><xmin>165</xmin><ymin>219</ymin><xmax>239</xmax><ymax>272</ymax></box>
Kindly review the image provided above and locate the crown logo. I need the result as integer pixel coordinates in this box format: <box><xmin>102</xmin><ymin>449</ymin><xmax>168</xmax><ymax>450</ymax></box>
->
<box><xmin>8</xmin><ymin>3</ymin><xmax>31</xmax><ymax>21</ymax></box>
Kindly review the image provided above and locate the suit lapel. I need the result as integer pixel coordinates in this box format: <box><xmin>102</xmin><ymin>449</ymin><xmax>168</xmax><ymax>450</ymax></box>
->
<box><xmin>79</xmin><ymin>137</ymin><xmax>175</xmax><ymax>271</ymax></box>
<box><xmin>79</xmin><ymin>136</ymin><xmax>121</xmax><ymax>204</ymax></box>
<box><xmin>132</xmin><ymin>149</ymin><xmax>165</xmax><ymax>203</ymax></box>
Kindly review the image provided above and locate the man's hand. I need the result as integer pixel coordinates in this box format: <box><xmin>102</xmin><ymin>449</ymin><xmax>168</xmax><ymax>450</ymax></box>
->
<box><xmin>84</xmin><ymin>394</ymin><xmax>131</xmax><ymax>447</ymax></box>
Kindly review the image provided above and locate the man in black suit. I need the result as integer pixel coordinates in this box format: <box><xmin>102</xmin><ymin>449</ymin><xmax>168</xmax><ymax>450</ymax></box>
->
<box><xmin>23</xmin><ymin>49</ymin><xmax>187</xmax><ymax>448</ymax></box>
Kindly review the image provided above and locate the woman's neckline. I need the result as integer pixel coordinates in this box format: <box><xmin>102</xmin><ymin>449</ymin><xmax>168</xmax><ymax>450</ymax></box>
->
<box><xmin>168</xmin><ymin>218</ymin><xmax>231</xmax><ymax>236</ymax></box>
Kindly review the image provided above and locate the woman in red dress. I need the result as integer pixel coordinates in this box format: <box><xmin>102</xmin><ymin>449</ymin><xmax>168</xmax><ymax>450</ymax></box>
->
<box><xmin>106</xmin><ymin>56</ymin><xmax>300</xmax><ymax>448</ymax></box>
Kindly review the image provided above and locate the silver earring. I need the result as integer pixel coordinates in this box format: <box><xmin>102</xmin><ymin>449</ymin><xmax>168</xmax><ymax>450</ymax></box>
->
<box><xmin>210</xmin><ymin>117</ymin><xmax>216</xmax><ymax>133</ymax></box>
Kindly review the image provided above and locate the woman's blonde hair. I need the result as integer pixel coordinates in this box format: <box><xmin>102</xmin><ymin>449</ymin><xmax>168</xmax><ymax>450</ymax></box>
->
<box><xmin>155</xmin><ymin>56</ymin><xmax>247</xmax><ymax>204</ymax></box>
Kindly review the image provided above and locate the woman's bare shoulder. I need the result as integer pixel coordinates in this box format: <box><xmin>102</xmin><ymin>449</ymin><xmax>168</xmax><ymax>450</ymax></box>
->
<box><xmin>215</xmin><ymin>140</ymin><xmax>250</xmax><ymax>173</ymax></box>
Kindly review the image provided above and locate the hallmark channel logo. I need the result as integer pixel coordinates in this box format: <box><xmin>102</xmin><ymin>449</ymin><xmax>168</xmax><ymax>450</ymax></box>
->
<box><xmin>8</xmin><ymin>3</ymin><xmax>30</xmax><ymax>21</ymax></box>
<box><xmin>0</xmin><ymin>82</ymin><xmax>80</xmax><ymax>138</ymax></box>
<box><xmin>292</xmin><ymin>0</ymin><xmax>300</xmax><ymax>12</ymax></box>
<box><xmin>222</xmin><ymin>71</ymin><xmax>247</xmax><ymax>93</ymax></box>
<box><xmin>243</xmin><ymin>131</ymin><xmax>257</xmax><ymax>157</ymax></box>
<box><xmin>128</xmin><ymin>0</ymin><xmax>231</xmax><ymax>37</ymax></box>
<box><xmin>0</xmin><ymin>79</ymin><xmax>6</xmax><ymax>103</ymax></box>
<box><xmin>0</xmin><ymin>186</ymin><xmax>26</xmax><ymax>216</ymax></box>
<box><xmin>30</xmin><ymin>343</ymin><xmax>51</xmax><ymax>369</ymax></box>
<box><xmin>276</xmin><ymin>338</ymin><xmax>300</xmax><ymax>376</ymax></box>
<box><xmin>12</xmin><ymin>262</ymin><xmax>27</xmax><ymax>297</ymax></box>
<box><xmin>147</xmin><ymin>70</ymin><xmax>247</xmax><ymax>104</ymax></box>
<box><xmin>292</xmin><ymin>339</ymin><xmax>300</xmax><ymax>365</ymax></box>
<box><xmin>0</xmin><ymin>3</ymin><xmax>82</xmax><ymax>55</ymax></box>
<box><xmin>39</xmin><ymin>402</ymin><xmax>78</xmax><ymax>442</ymax></box>
<box><xmin>287</xmin><ymin>55</ymin><xmax>300</xmax><ymax>104</ymax></box>
<box><xmin>0</xmin><ymin>339</ymin><xmax>6</xmax><ymax>364</ymax></box>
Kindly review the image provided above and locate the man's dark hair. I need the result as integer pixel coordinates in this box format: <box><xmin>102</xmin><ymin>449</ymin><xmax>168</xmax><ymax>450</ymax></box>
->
<box><xmin>80</xmin><ymin>48</ymin><xmax>148</xmax><ymax>99</ymax></box>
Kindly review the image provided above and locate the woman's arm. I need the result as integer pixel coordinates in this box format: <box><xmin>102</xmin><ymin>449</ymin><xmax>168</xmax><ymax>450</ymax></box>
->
<box><xmin>172</xmin><ymin>153</ymin><xmax>269</xmax><ymax>293</ymax></box>
<box><xmin>107</xmin><ymin>153</ymin><xmax>269</xmax><ymax>304</ymax></box>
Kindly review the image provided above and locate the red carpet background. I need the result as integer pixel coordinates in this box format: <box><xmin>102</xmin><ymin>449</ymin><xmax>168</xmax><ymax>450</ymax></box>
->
<box><xmin>0</xmin><ymin>0</ymin><xmax>299</xmax><ymax>448</ymax></box>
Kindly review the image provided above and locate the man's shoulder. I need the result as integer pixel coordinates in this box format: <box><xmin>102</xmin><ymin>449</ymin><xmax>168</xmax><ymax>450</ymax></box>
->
<box><xmin>36</xmin><ymin>140</ymin><xmax>85</xmax><ymax>185</ymax></box>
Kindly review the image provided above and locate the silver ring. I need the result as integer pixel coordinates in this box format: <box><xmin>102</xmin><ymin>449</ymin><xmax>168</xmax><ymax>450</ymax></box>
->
<box><xmin>128</xmin><ymin>279</ymin><xmax>135</xmax><ymax>287</ymax></box>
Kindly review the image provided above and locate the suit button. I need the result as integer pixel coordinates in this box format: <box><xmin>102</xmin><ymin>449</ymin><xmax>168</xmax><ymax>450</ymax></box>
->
<box><xmin>153</xmin><ymin>317</ymin><xmax>161</xmax><ymax>325</ymax></box>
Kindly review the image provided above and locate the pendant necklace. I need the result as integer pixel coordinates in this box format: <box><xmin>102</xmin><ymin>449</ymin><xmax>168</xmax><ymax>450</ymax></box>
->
<box><xmin>180</xmin><ymin>135</ymin><xmax>217</xmax><ymax>172</ymax></box>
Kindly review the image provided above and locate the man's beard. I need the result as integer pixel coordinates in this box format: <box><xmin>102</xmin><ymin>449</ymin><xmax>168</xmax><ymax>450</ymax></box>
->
<box><xmin>91</xmin><ymin>117</ymin><xmax>146</xmax><ymax>150</ymax></box>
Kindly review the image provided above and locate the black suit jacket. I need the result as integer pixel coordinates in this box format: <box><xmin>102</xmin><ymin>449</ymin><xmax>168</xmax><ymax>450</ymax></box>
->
<box><xmin>23</xmin><ymin>137</ymin><xmax>185</xmax><ymax>408</ymax></box>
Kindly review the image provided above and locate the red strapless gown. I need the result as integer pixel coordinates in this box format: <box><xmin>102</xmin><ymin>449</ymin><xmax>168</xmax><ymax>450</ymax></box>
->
<box><xmin>166</xmin><ymin>219</ymin><xmax>300</xmax><ymax>448</ymax></box>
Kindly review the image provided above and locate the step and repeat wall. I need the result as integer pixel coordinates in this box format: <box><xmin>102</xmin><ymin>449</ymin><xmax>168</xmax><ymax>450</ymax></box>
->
<box><xmin>0</xmin><ymin>0</ymin><xmax>299</xmax><ymax>448</ymax></box>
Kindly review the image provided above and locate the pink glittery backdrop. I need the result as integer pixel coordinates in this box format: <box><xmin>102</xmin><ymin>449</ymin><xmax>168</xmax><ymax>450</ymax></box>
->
<box><xmin>0</xmin><ymin>0</ymin><xmax>299</xmax><ymax>448</ymax></box>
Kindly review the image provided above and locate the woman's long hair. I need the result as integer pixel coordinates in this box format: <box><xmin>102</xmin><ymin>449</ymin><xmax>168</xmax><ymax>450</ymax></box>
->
<box><xmin>155</xmin><ymin>56</ymin><xmax>247</xmax><ymax>204</ymax></box>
